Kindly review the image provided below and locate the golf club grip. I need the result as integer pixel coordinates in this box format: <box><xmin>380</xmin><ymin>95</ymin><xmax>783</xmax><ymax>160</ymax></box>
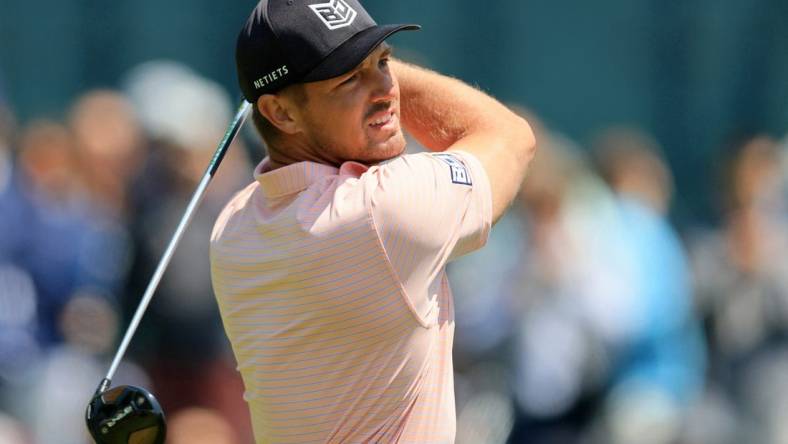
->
<box><xmin>101</xmin><ymin>100</ymin><xmax>252</xmax><ymax>387</ymax></box>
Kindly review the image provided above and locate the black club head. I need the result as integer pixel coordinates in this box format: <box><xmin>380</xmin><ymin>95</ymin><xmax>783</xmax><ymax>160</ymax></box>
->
<box><xmin>85</xmin><ymin>385</ymin><xmax>166</xmax><ymax>444</ymax></box>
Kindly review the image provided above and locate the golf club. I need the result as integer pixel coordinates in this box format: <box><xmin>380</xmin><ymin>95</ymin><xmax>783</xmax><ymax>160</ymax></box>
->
<box><xmin>85</xmin><ymin>100</ymin><xmax>252</xmax><ymax>444</ymax></box>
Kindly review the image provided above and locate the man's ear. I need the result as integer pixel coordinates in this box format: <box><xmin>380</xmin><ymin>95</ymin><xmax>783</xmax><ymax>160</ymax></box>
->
<box><xmin>256</xmin><ymin>94</ymin><xmax>301</xmax><ymax>135</ymax></box>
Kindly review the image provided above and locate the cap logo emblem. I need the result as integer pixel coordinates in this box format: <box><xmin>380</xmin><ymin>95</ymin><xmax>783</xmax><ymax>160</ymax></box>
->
<box><xmin>309</xmin><ymin>0</ymin><xmax>357</xmax><ymax>30</ymax></box>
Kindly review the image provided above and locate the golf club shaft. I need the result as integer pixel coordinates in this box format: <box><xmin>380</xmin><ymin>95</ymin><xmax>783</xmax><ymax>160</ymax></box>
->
<box><xmin>99</xmin><ymin>100</ymin><xmax>252</xmax><ymax>392</ymax></box>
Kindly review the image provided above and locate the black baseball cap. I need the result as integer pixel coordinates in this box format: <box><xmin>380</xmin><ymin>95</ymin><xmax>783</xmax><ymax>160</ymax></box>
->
<box><xmin>236</xmin><ymin>0</ymin><xmax>420</xmax><ymax>102</ymax></box>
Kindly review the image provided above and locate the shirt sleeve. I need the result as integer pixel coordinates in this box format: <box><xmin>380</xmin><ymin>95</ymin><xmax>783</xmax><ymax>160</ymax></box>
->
<box><xmin>363</xmin><ymin>150</ymin><xmax>492</xmax><ymax>320</ymax></box>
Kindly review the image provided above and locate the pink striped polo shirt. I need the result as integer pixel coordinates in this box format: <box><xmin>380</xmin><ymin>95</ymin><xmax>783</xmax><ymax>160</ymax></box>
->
<box><xmin>210</xmin><ymin>150</ymin><xmax>491</xmax><ymax>443</ymax></box>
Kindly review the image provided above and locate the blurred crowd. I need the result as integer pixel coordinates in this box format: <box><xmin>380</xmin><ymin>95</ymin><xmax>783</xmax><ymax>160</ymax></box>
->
<box><xmin>1</xmin><ymin>60</ymin><xmax>788</xmax><ymax>444</ymax></box>
<box><xmin>449</xmin><ymin>119</ymin><xmax>788</xmax><ymax>444</ymax></box>
<box><xmin>0</xmin><ymin>61</ymin><xmax>258</xmax><ymax>444</ymax></box>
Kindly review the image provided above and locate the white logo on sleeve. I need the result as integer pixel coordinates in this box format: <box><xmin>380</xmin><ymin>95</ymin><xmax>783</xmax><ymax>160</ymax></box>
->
<box><xmin>433</xmin><ymin>153</ymin><xmax>472</xmax><ymax>186</ymax></box>
<box><xmin>309</xmin><ymin>0</ymin><xmax>357</xmax><ymax>30</ymax></box>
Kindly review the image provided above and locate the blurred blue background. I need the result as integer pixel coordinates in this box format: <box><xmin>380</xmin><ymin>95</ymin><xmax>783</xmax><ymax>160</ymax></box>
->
<box><xmin>1</xmin><ymin>0</ymin><xmax>788</xmax><ymax>443</ymax></box>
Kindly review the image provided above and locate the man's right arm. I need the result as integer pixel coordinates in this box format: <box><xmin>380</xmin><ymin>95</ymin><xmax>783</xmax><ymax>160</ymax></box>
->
<box><xmin>393</xmin><ymin>60</ymin><xmax>536</xmax><ymax>223</ymax></box>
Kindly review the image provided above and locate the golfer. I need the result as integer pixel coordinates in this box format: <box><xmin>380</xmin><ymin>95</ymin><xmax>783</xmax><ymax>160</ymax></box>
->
<box><xmin>210</xmin><ymin>0</ymin><xmax>535</xmax><ymax>442</ymax></box>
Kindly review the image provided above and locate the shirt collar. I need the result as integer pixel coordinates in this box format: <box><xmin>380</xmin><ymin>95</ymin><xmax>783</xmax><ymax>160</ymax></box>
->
<box><xmin>254</xmin><ymin>157</ymin><xmax>368</xmax><ymax>199</ymax></box>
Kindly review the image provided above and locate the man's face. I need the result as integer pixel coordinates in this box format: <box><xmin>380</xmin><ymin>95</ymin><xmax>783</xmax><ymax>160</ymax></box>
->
<box><xmin>297</xmin><ymin>45</ymin><xmax>406</xmax><ymax>165</ymax></box>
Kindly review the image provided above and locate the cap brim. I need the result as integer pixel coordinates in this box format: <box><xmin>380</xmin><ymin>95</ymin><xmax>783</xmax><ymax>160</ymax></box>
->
<box><xmin>301</xmin><ymin>23</ymin><xmax>420</xmax><ymax>83</ymax></box>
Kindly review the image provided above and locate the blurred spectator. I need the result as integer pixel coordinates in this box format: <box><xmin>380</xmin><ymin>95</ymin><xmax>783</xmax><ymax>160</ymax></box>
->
<box><xmin>503</xmin><ymin>126</ymin><xmax>705</xmax><ymax>444</ymax></box>
<box><xmin>69</xmin><ymin>90</ymin><xmax>145</xmax><ymax>218</ymax></box>
<box><xmin>121</xmin><ymin>61</ymin><xmax>253</xmax><ymax>440</ymax></box>
<box><xmin>0</xmin><ymin>104</ymin><xmax>25</xmax><ymax>262</ymax></box>
<box><xmin>0</xmin><ymin>105</ymin><xmax>37</xmax><ymax>440</ymax></box>
<box><xmin>689</xmin><ymin>135</ymin><xmax>788</xmax><ymax>444</ymax></box>
<box><xmin>0</xmin><ymin>264</ymin><xmax>40</xmax><ymax>387</ymax></box>
<box><xmin>507</xmin><ymin>130</ymin><xmax>612</xmax><ymax>444</ymax></box>
<box><xmin>12</xmin><ymin>119</ymin><xmax>131</xmax><ymax>347</ymax></box>
<box><xmin>0</xmin><ymin>102</ymin><xmax>14</xmax><ymax>166</ymax></box>
<box><xmin>449</xmin><ymin>108</ymin><xmax>541</xmax><ymax>444</ymax></box>
<box><xmin>592</xmin><ymin>128</ymin><xmax>672</xmax><ymax>215</ymax></box>
<box><xmin>0</xmin><ymin>105</ymin><xmax>140</xmax><ymax>443</ymax></box>
<box><xmin>14</xmin><ymin>121</ymin><xmax>89</xmax><ymax>346</ymax></box>
<box><xmin>589</xmin><ymin>127</ymin><xmax>706</xmax><ymax>444</ymax></box>
<box><xmin>123</xmin><ymin>60</ymin><xmax>248</xmax><ymax>363</ymax></box>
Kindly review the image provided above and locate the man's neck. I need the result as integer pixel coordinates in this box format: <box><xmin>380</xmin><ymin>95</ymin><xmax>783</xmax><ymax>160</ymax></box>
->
<box><xmin>266</xmin><ymin>137</ymin><xmax>341</xmax><ymax>171</ymax></box>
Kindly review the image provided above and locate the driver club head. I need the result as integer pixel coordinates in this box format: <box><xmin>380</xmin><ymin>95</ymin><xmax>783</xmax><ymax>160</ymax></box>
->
<box><xmin>85</xmin><ymin>385</ymin><xmax>166</xmax><ymax>444</ymax></box>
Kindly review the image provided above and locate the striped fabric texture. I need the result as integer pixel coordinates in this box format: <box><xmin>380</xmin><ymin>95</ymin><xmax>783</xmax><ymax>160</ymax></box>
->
<box><xmin>210</xmin><ymin>151</ymin><xmax>491</xmax><ymax>443</ymax></box>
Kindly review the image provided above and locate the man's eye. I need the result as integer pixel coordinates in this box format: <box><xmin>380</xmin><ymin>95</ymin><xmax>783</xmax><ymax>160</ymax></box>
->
<box><xmin>379</xmin><ymin>57</ymin><xmax>390</xmax><ymax>68</ymax></box>
<box><xmin>341</xmin><ymin>73</ymin><xmax>359</xmax><ymax>85</ymax></box>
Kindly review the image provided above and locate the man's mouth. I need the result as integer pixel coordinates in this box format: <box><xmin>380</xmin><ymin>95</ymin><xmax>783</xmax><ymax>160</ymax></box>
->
<box><xmin>369</xmin><ymin>111</ymin><xmax>395</xmax><ymax>128</ymax></box>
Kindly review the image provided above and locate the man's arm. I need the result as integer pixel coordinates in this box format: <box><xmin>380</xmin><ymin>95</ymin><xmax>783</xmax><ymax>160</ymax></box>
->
<box><xmin>393</xmin><ymin>60</ymin><xmax>536</xmax><ymax>223</ymax></box>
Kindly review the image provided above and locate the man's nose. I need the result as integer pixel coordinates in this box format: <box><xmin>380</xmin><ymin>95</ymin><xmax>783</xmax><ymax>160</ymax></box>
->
<box><xmin>369</xmin><ymin>69</ymin><xmax>396</xmax><ymax>102</ymax></box>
